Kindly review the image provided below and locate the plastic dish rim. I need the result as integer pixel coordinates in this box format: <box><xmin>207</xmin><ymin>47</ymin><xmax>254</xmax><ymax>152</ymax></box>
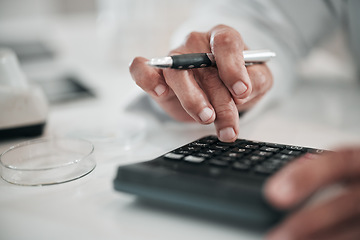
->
<box><xmin>0</xmin><ymin>137</ymin><xmax>95</xmax><ymax>172</ymax></box>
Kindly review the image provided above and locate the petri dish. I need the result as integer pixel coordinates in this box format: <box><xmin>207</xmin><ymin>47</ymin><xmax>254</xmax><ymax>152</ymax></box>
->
<box><xmin>0</xmin><ymin>138</ymin><xmax>95</xmax><ymax>186</ymax></box>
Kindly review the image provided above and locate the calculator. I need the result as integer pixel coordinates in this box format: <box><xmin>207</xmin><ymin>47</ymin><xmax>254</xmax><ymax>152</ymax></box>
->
<box><xmin>114</xmin><ymin>135</ymin><xmax>325</xmax><ymax>227</ymax></box>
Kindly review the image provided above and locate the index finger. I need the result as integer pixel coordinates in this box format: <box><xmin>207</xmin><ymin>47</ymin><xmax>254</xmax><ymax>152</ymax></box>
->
<box><xmin>264</xmin><ymin>148</ymin><xmax>360</xmax><ymax>209</ymax></box>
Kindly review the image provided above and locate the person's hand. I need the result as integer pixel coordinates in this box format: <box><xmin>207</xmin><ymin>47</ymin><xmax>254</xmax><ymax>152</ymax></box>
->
<box><xmin>129</xmin><ymin>24</ymin><xmax>273</xmax><ymax>142</ymax></box>
<box><xmin>265</xmin><ymin>147</ymin><xmax>360</xmax><ymax>240</ymax></box>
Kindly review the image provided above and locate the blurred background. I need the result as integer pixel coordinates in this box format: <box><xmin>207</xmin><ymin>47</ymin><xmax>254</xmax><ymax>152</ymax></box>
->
<box><xmin>0</xmin><ymin>0</ymin><xmax>196</xmax><ymax>63</ymax></box>
<box><xmin>0</xmin><ymin>0</ymin><xmax>197</xmax><ymax>104</ymax></box>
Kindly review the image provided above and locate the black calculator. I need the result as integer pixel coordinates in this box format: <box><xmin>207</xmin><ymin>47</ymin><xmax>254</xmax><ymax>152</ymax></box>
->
<box><xmin>114</xmin><ymin>135</ymin><xmax>325</xmax><ymax>227</ymax></box>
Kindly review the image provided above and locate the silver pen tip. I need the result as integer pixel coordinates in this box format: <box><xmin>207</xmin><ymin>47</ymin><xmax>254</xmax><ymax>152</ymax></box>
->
<box><xmin>147</xmin><ymin>56</ymin><xmax>173</xmax><ymax>68</ymax></box>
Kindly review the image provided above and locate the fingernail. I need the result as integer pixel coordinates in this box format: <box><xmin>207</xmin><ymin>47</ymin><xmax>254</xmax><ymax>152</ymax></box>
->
<box><xmin>232</xmin><ymin>81</ymin><xmax>247</xmax><ymax>96</ymax></box>
<box><xmin>198</xmin><ymin>107</ymin><xmax>213</xmax><ymax>122</ymax></box>
<box><xmin>154</xmin><ymin>84</ymin><xmax>166</xmax><ymax>96</ymax></box>
<box><xmin>219</xmin><ymin>127</ymin><xmax>236</xmax><ymax>142</ymax></box>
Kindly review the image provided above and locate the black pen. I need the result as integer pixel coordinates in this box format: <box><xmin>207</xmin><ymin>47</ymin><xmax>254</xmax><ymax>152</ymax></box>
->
<box><xmin>147</xmin><ymin>49</ymin><xmax>276</xmax><ymax>69</ymax></box>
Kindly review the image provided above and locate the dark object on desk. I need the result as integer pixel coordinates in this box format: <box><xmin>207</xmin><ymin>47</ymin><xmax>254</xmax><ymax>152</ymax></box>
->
<box><xmin>0</xmin><ymin>41</ymin><xmax>94</xmax><ymax>103</ymax></box>
<box><xmin>35</xmin><ymin>74</ymin><xmax>95</xmax><ymax>104</ymax></box>
<box><xmin>114</xmin><ymin>135</ymin><xmax>325</xmax><ymax>227</ymax></box>
<box><xmin>0</xmin><ymin>123</ymin><xmax>45</xmax><ymax>141</ymax></box>
<box><xmin>0</xmin><ymin>41</ymin><xmax>54</xmax><ymax>63</ymax></box>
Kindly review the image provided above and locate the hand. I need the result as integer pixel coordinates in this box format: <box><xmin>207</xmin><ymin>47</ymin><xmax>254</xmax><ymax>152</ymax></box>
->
<box><xmin>129</xmin><ymin>24</ymin><xmax>273</xmax><ymax>142</ymax></box>
<box><xmin>264</xmin><ymin>147</ymin><xmax>360</xmax><ymax>240</ymax></box>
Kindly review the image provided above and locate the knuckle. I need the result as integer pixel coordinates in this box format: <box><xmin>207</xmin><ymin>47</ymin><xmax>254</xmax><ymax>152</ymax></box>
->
<box><xmin>180</xmin><ymin>94</ymin><xmax>201</xmax><ymax>113</ymax></box>
<box><xmin>184</xmin><ymin>31</ymin><xmax>204</xmax><ymax>45</ymax></box>
<box><xmin>212</xmin><ymin>31</ymin><xmax>233</xmax><ymax>46</ymax></box>
<box><xmin>199</xmin><ymin>71</ymin><xmax>222</xmax><ymax>91</ymax></box>
<box><xmin>205</xmin><ymin>81</ymin><xmax>222</xmax><ymax>94</ymax></box>
<box><xmin>211</xmin><ymin>29</ymin><xmax>241</xmax><ymax>48</ymax></box>
<box><xmin>181</xmin><ymin>31</ymin><xmax>209</xmax><ymax>52</ymax></box>
<box><xmin>214</xmin><ymin>101</ymin><xmax>238</xmax><ymax>120</ymax></box>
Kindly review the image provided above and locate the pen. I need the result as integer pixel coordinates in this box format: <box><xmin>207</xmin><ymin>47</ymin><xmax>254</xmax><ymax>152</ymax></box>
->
<box><xmin>147</xmin><ymin>49</ymin><xmax>276</xmax><ymax>69</ymax></box>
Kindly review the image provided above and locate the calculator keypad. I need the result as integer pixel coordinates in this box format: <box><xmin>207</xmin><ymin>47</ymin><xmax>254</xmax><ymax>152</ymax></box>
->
<box><xmin>163</xmin><ymin>136</ymin><xmax>325</xmax><ymax>176</ymax></box>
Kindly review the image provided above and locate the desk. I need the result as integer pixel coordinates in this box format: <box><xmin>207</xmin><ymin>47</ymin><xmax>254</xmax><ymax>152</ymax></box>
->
<box><xmin>1</xmin><ymin>15</ymin><xmax>360</xmax><ymax>240</ymax></box>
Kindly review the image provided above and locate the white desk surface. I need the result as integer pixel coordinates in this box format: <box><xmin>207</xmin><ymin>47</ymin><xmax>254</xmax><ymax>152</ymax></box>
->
<box><xmin>1</xmin><ymin>15</ymin><xmax>360</xmax><ymax>240</ymax></box>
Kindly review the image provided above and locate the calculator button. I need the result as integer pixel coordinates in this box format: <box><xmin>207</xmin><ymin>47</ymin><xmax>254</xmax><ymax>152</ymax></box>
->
<box><xmin>286</xmin><ymin>145</ymin><xmax>304</xmax><ymax>151</ymax></box>
<box><xmin>199</xmin><ymin>138</ymin><xmax>217</xmax><ymax>144</ymax></box>
<box><xmin>260</xmin><ymin>162</ymin><xmax>279</xmax><ymax>170</ymax></box>
<box><xmin>232</xmin><ymin>162</ymin><xmax>251</xmax><ymax>171</ymax></box>
<box><xmin>215</xmin><ymin>141</ymin><xmax>238</xmax><ymax>147</ymax></box>
<box><xmin>266</xmin><ymin>159</ymin><xmax>285</xmax><ymax>165</ymax></box>
<box><xmin>217</xmin><ymin>156</ymin><xmax>234</xmax><ymax>162</ymax></box>
<box><xmin>273</xmin><ymin>153</ymin><xmax>296</xmax><ymax>161</ymax></box>
<box><xmin>194</xmin><ymin>152</ymin><xmax>212</xmax><ymax>158</ymax></box>
<box><xmin>281</xmin><ymin>149</ymin><xmax>302</xmax><ymax>156</ymax></box>
<box><xmin>260</xmin><ymin>146</ymin><xmax>280</xmax><ymax>152</ymax></box>
<box><xmin>231</xmin><ymin>147</ymin><xmax>252</xmax><ymax>154</ymax></box>
<box><xmin>173</xmin><ymin>149</ymin><xmax>192</xmax><ymax>155</ymax></box>
<box><xmin>189</xmin><ymin>142</ymin><xmax>208</xmax><ymax>147</ymax></box>
<box><xmin>307</xmin><ymin>148</ymin><xmax>325</xmax><ymax>154</ymax></box>
<box><xmin>204</xmin><ymin>149</ymin><xmax>218</xmax><ymax>155</ymax></box>
<box><xmin>241</xmin><ymin>144</ymin><xmax>259</xmax><ymax>149</ymax></box>
<box><xmin>164</xmin><ymin>153</ymin><xmax>184</xmax><ymax>160</ymax></box>
<box><xmin>248</xmin><ymin>155</ymin><xmax>265</xmax><ymax>162</ymax></box>
<box><xmin>237</xmin><ymin>159</ymin><xmax>252</xmax><ymax>166</ymax></box>
<box><xmin>208</xmin><ymin>159</ymin><xmax>230</xmax><ymax>167</ymax></box>
<box><xmin>253</xmin><ymin>151</ymin><xmax>273</xmax><ymax>157</ymax></box>
<box><xmin>209</xmin><ymin>145</ymin><xmax>229</xmax><ymax>151</ymax></box>
<box><xmin>254</xmin><ymin>166</ymin><xmax>274</xmax><ymax>175</ymax></box>
<box><xmin>185</xmin><ymin>146</ymin><xmax>200</xmax><ymax>151</ymax></box>
<box><xmin>184</xmin><ymin>155</ymin><xmax>205</xmax><ymax>163</ymax></box>
<box><xmin>264</xmin><ymin>143</ymin><xmax>286</xmax><ymax>149</ymax></box>
<box><xmin>223</xmin><ymin>152</ymin><xmax>244</xmax><ymax>158</ymax></box>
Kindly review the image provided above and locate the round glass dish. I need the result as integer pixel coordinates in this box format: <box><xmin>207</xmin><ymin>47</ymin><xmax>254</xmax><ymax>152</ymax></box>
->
<box><xmin>0</xmin><ymin>138</ymin><xmax>95</xmax><ymax>186</ymax></box>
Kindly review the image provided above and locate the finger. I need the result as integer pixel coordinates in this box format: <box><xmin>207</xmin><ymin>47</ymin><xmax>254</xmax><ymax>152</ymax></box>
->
<box><xmin>129</xmin><ymin>57</ymin><xmax>169</xmax><ymax>97</ymax></box>
<box><xmin>158</xmin><ymin>32</ymin><xmax>216</xmax><ymax>124</ymax></box>
<box><xmin>162</xmin><ymin>68</ymin><xmax>216</xmax><ymax>125</ymax></box>
<box><xmin>234</xmin><ymin>64</ymin><xmax>273</xmax><ymax>110</ymax></box>
<box><xmin>175</xmin><ymin>31</ymin><xmax>240</xmax><ymax>142</ymax></box>
<box><xmin>246</xmin><ymin>64</ymin><xmax>273</xmax><ymax>96</ymax></box>
<box><xmin>129</xmin><ymin>57</ymin><xmax>193</xmax><ymax>122</ymax></box>
<box><xmin>181</xmin><ymin>31</ymin><xmax>211</xmax><ymax>53</ymax></box>
<box><xmin>264</xmin><ymin>148</ymin><xmax>360</xmax><ymax>209</ymax></box>
<box><xmin>195</xmin><ymin>67</ymin><xmax>239</xmax><ymax>142</ymax></box>
<box><xmin>208</xmin><ymin>25</ymin><xmax>252</xmax><ymax>99</ymax></box>
<box><xmin>266</xmin><ymin>183</ymin><xmax>360</xmax><ymax>240</ymax></box>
